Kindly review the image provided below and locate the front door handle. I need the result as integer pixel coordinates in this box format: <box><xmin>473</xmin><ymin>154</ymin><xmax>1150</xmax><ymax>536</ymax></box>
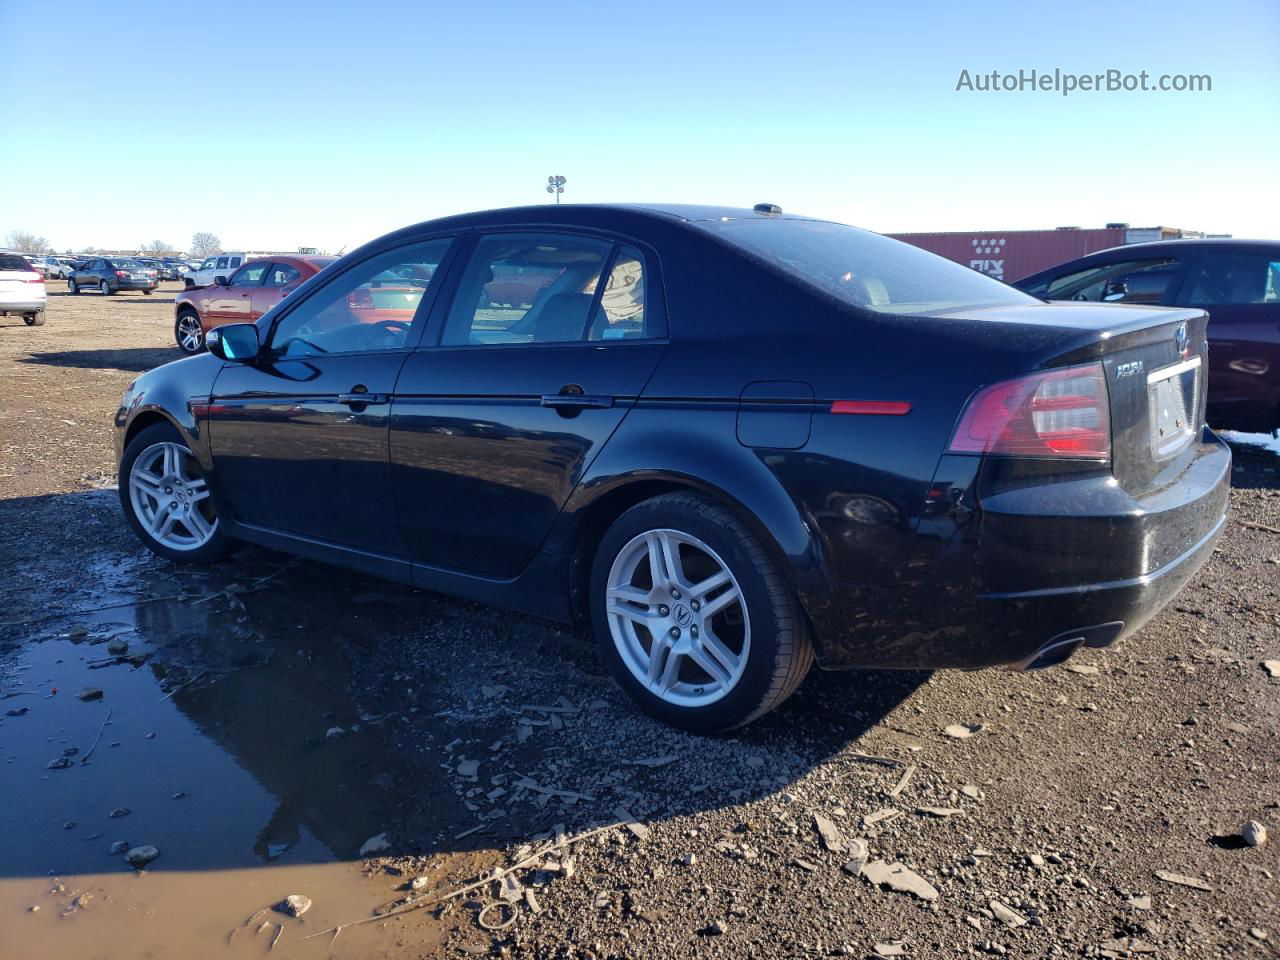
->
<box><xmin>540</xmin><ymin>393</ymin><xmax>614</xmax><ymax>410</ymax></box>
<box><xmin>338</xmin><ymin>391</ymin><xmax>388</xmax><ymax>406</ymax></box>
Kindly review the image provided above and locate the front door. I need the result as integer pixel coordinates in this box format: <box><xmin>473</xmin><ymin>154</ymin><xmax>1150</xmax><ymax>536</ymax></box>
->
<box><xmin>250</xmin><ymin>261</ymin><xmax>304</xmax><ymax>319</ymax></box>
<box><xmin>206</xmin><ymin>260</ymin><xmax>268</xmax><ymax>324</ymax></box>
<box><xmin>207</xmin><ymin>237</ymin><xmax>457</xmax><ymax>556</ymax></box>
<box><xmin>391</xmin><ymin>232</ymin><xmax>664</xmax><ymax>578</ymax></box>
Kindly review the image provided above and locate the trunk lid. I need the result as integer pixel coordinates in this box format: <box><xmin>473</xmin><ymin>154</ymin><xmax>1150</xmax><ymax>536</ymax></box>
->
<box><xmin>932</xmin><ymin>301</ymin><xmax>1210</xmax><ymax>497</ymax></box>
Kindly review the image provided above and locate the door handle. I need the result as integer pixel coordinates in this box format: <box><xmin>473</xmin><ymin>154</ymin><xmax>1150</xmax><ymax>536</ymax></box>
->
<box><xmin>540</xmin><ymin>393</ymin><xmax>614</xmax><ymax>410</ymax></box>
<box><xmin>338</xmin><ymin>391</ymin><xmax>388</xmax><ymax>406</ymax></box>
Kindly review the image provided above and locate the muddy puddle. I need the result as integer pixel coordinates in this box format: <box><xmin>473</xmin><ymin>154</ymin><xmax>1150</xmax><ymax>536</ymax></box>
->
<box><xmin>0</xmin><ymin>492</ymin><xmax>490</xmax><ymax>959</ymax></box>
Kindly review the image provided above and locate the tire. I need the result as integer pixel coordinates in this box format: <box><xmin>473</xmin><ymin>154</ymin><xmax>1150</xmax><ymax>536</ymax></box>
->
<box><xmin>118</xmin><ymin>421</ymin><xmax>235</xmax><ymax>564</ymax></box>
<box><xmin>68</xmin><ymin>278</ymin><xmax>78</xmax><ymax>295</ymax></box>
<box><xmin>100</xmin><ymin>280</ymin><xmax>113</xmax><ymax>296</ymax></box>
<box><xmin>590</xmin><ymin>492</ymin><xmax>813</xmax><ymax>733</ymax></box>
<box><xmin>183</xmin><ymin>278</ymin><xmax>194</xmax><ymax>290</ymax></box>
<box><xmin>24</xmin><ymin>313</ymin><xmax>45</xmax><ymax>326</ymax></box>
<box><xmin>143</xmin><ymin>288</ymin><xmax>153</xmax><ymax>296</ymax></box>
<box><xmin>174</xmin><ymin>310</ymin><xmax>204</xmax><ymax>354</ymax></box>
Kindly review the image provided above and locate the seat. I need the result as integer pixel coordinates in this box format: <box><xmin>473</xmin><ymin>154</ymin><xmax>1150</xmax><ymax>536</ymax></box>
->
<box><xmin>534</xmin><ymin>292</ymin><xmax>593</xmax><ymax>342</ymax></box>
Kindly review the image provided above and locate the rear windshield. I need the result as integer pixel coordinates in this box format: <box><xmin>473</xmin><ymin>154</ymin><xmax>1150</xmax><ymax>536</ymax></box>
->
<box><xmin>109</xmin><ymin>258</ymin><xmax>144</xmax><ymax>269</ymax></box>
<box><xmin>701</xmin><ymin>218</ymin><xmax>1037</xmax><ymax>315</ymax></box>
<box><xmin>0</xmin><ymin>254</ymin><xmax>32</xmax><ymax>271</ymax></box>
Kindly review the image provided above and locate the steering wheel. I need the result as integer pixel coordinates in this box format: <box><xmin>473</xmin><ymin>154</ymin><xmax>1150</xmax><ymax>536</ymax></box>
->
<box><xmin>369</xmin><ymin>319</ymin><xmax>411</xmax><ymax>335</ymax></box>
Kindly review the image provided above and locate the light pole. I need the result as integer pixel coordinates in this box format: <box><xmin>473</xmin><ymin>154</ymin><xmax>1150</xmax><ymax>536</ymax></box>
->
<box><xmin>546</xmin><ymin>175</ymin><xmax>566</xmax><ymax>204</ymax></box>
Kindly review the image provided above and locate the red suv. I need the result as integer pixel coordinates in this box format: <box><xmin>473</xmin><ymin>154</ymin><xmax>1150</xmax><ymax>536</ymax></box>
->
<box><xmin>173</xmin><ymin>255</ymin><xmax>336</xmax><ymax>354</ymax></box>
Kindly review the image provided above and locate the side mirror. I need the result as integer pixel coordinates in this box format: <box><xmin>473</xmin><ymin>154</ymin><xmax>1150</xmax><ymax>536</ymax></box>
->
<box><xmin>214</xmin><ymin>274</ymin><xmax>229</xmax><ymax>286</ymax></box>
<box><xmin>207</xmin><ymin>323</ymin><xmax>260</xmax><ymax>362</ymax></box>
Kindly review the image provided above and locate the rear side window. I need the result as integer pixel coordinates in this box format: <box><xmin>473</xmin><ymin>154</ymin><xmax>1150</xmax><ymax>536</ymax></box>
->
<box><xmin>1185</xmin><ymin>252</ymin><xmax>1280</xmax><ymax>305</ymax></box>
<box><xmin>702</xmin><ymin>218</ymin><xmax>1037</xmax><ymax>315</ymax></box>
<box><xmin>265</xmin><ymin>263</ymin><xmax>302</xmax><ymax>287</ymax></box>
<box><xmin>0</xmin><ymin>254</ymin><xmax>30</xmax><ymax>271</ymax></box>
<box><xmin>587</xmin><ymin>245</ymin><xmax>647</xmax><ymax>340</ymax></box>
<box><xmin>442</xmin><ymin>233</ymin><xmax>614</xmax><ymax>345</ymax></box>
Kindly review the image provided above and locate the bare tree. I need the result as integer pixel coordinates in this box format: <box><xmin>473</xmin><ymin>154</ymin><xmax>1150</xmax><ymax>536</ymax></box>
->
<box><xmin>190</xmin><ymin>232</ymin><xmax>222</xmax><ymax>257</ymax></box>
<box><xmin>5</xmin><ymin>230</ymin><xmax>51</xmax><ymax>255</ymax></box>
<box><xmin>140</xmin><ymin>239</ymin><xmax>172</xmax><ymax>255</ymax></box>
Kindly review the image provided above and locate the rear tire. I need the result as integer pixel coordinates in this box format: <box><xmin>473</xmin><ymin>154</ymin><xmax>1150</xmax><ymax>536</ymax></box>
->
<box><xmin>143</xmin><ymin>288</ymin><xmax>153</xmax><ymax>296</ymax></box>
<box><xmin>119</xmin><ymin>421</ymin><xmax>235</xmax><ymax>564</ymax></box>
<box><xmin>100</xmin><ymin>280</ymin><xmax>113</xmax><ymax>296</ymax></box>
<box><xmin>590</xmin><ymin>492</ymin><xmax>813</xmax><ymax>733</ymax></box>
<box><xmin>24</xmin><ymin>313</ymin><xmax>45</xmax><ymax>326</ymax></box>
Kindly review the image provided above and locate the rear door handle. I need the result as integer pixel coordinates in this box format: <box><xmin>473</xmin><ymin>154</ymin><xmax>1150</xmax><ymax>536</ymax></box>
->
<box><xmin>338</xmin><ymin>392</ymin><xmax>388</xmax><ymax>406</ymax></box>
<box><xmin>540</xmin><ymin>394</ymin><xmax>614</xmax><ymax>409</ymax></box>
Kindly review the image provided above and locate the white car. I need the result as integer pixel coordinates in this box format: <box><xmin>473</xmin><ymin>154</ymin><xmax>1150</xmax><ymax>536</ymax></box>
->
<box><xmin>0</xmin><ymin>252</ymin><xmax>47</xmax><ymax>325</ymax></box>
<box><xmin>185</xmin><ymin>252</ymin><xmax>251</xmax><ymax>288</ymax></box>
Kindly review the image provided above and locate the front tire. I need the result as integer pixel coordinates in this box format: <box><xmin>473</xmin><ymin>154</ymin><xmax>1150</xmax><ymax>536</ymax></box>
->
<box><xmin>175</xmin><ymin>311</ymin><xmax>204</xmax><ymax>354</ymax></box>
<box><xmin>24</xmin><ymin>312</ymin><xmax>45</xmax><ymax>326</ymax></box>
<box><xmin>590</xmin><ymin>492</ymin><xmax>813</xmax><ymax>733</ymax></box>
<box><xmin>68</xmin><ymin>278</ymin><xmax>78</xmax><ymax>295</ymax></box>
<box><xmin>119</xmin><ymin>422</ymin><xmax>234</xmax><ymax>564</ymax></box>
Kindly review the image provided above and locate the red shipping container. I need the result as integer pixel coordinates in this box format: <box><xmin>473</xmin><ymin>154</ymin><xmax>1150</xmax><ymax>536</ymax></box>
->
<box><xmin>887</xmin><ymin>228</ymin><xmax>1131</xmax><ymax>283</ymax></box>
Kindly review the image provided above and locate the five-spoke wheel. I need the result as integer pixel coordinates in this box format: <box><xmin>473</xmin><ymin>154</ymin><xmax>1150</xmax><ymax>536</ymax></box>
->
<box><xmin>175</xmin><ymin>312</ymin><xmax>204</xmax><ymax>353</ymax></box>
<box><xmin>591</xmin><ymin>492</ymin><xmax>812</xmax><ymax>733</ymax></box>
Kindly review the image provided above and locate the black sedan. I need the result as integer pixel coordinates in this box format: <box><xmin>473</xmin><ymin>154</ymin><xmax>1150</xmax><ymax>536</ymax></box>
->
<box><xmin>113</xmin><ymin>204</ymin><xmax>1230</xmax><ymax>732</ymax></box>
<box><xmin>1014</xmin><ymin>239</ymin><xmax>1280</xmax><ymax>435</ymax></box>
<box><xmin>69</xmin><ymin>256</ymin><xmax>158</xmax><ymax>295</ymax></box>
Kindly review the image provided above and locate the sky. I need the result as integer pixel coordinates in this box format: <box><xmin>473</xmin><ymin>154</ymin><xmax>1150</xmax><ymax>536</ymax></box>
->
<box><xmin>2</xmin><ymin>0</ymin><xmax>1277</xmax><ymax>254</ymax></box>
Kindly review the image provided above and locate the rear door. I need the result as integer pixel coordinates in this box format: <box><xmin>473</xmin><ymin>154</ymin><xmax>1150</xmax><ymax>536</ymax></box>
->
<box><xmin>390</xmin><ymin>232</ymin><xmax>665</xmax><ymax>578</ymax></box>
<box><xmin>206</xmin><ymin>238</ymin><xmax>457</xmax><ymax>556</ymax></box>
<box><xmin>1176</xmin><ymin>248</ymin><xmax>1280</xmax><ymax>431</ymax></box>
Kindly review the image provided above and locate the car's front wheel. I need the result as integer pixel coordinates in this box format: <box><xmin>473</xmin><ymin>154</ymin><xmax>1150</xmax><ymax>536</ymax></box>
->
<box><xmin>68</xmin><ymin>278</ymin><xmax>78</xmax><ymax>294</ymax></box>
<box><xmin>23</xmin><ymin>312</ymin><xmax>44</xmax><ymax>326</ymax></box>
<box><xmin>175</xmin><ymin>311</ymin><xmax>204</xmax><ymax>354</ymax></box>
<box><xmin>119</xmin><ymin>422</ymin><xmax>234</xmax><ymax>564</ymax></box>
<box><xmin>590</xmin><ymin>492</ymin><xmax>813</xmax><ymax>733</ymax></box>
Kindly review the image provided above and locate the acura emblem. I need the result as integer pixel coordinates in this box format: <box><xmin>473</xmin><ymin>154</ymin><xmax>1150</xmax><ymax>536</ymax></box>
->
<box><xmin>1174</xmin><ymin>322</ymin><xmax>1189</xmax><ymax>356</ymax></box>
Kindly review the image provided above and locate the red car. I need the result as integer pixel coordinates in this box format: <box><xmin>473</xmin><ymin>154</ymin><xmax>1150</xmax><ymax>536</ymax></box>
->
<box><xmin>173</xmin><ymin>255</ymin><xmax>336</xmax><ymax>354</ymax></box>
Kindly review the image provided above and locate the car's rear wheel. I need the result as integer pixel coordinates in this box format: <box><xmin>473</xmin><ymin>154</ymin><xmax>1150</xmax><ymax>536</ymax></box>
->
<box><xmin>68</xmin><ymin>278</ymin><xmax>78</xmax><ymax>295</ymax></box>
<box><xmin>23</xmin><ymin>312</ymin><xmax>44</xmax><ymax>326</ymax></box>
<box><xmin>99</xmin><ymin>280</ymin><xmax>113</xmax><ymax>296</ymax></box>
<box><xmin>183</xmin><ymin>278</ymin><xmax>194</xmax><ymax>290</ymax></box>
<box><xmin>175</xmin><ymin>311</ymin><xmax>204</xmax><ymax>354</ymax></box>
<box><xmin>143</xmin><ymin>288</ymin><xmax>153</xmax><ymax>296</ymax></box>
<box><xmin>119</xmin><ymin>422</ymin><xmax>234</xmax><ymax>564</ymax></box>
<box><xmin>590</xmin><ymin>492</ymin><xmax>813</xmax><ymax>733</ymax></box>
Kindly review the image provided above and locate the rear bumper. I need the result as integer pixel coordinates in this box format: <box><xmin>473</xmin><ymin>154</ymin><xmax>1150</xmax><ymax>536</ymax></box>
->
<box><xmin>0</xmin><ymin>299</ymin><xmax>46</xmax><ymax>313</ymax></box>
<box><xmin>804</xmin><ymin>432</ymin><xmax>1231</xmax><ymax>671</ymax></box>
<box><xmin>115</xmin><ymin>280</ymin><xmax>158</xmax><ymax>290</ymax></box>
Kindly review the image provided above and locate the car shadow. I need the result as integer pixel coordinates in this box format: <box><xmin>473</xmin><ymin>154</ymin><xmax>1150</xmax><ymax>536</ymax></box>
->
<box><xmin>1222</xmin><ymin>432</ymin><xmax>1280</xmax><ymax>490</ymax></box>
<box><xmin>0</xmin><ymin>488</ymin><xmax>928</xmax><ymax>880</ymax></box>
<box><xmin>18</xmin><ymin>347</ymin><xmax>178</xmax><ymax>373</ymax></box>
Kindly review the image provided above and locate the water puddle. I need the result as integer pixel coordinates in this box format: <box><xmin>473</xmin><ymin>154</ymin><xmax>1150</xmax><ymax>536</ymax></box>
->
<box><xmin>0</xmin><ymin>492</ymin><xmax>484</xmax><ymax>959</ymax></box>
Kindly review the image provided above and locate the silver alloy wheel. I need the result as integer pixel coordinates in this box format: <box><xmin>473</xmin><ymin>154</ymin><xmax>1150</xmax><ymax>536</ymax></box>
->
<box><xmin>177</xmin><ymin>314</ymin><xmax>203</xmax><ymax>352</ymax></box>
<box><xmin>128</xmin><ymin>442</ymin><xmax>217</xmax><ymax>551</ymax></box>
<box><xmin>605</xmin><ymin>528</ymin><xmax>750</xmax><ymax>707</ymax></box>
<box><xmin>99</xmin><ymin>280</ymin><xmax>110</xmax><ymax>295</ymax></box>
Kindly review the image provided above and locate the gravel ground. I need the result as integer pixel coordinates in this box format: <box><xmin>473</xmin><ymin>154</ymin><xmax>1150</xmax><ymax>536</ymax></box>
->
<box><xmin>1</xmin><ymin>287</ymin><xmax>1277</xmax><ymax>959</ymax></box>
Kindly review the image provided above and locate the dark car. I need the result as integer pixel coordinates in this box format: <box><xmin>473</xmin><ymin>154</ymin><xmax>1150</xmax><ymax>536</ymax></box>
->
<box><xmin>69</xmin><ymin>256</ymin><xmax>159</xmax><ymax>295</ymax></box>
<box><xmin>137</xmin><ymin>257</ymin><xmax>178</xmax><ymax>280</ymax></box>
<box><xmin>113</xmin><ymin>204</ymin><xmax>1230</xmax><ymax>732</ymax></box>
<box><xmin>1015</xmin><ymin>240</ymin><xmax>1280</xmax><ymax>434</ymax></box>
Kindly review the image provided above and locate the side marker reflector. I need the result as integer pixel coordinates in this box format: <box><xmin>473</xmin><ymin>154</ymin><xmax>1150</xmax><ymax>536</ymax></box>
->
<box><xmin>831</xmin><ymin>400</ymin><xmax>912</xmax><ymax>416</ymax></box>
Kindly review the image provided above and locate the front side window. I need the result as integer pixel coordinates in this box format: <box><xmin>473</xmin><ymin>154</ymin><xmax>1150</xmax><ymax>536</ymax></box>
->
<box><xmin>1036</xmin><ymin>259</ymin><xmax>1180</xmax><ymax>304</ymax></box>
<box><xmin>229</xmin><ymin>262</ymin><xmax>268</xmax><ymax>287</ymax></box>
<box><xmin>265</xmin><ymin>263</ymin><xmax>302</xmax><ymax>287</ymax></box>
<box><xmin>1185</xmin><ymin>252</ymin><xmax>1280</xmax><ymax>305</ymax></box>
<box><xmin>201</xmin><ymin>257</ymin><xmax>217</xmax><ymax>270</ymax></box>
<box><xmin>702</xmin><ymin>218</ymin><xmax>1038</xmax><ymax>315</ymax></box>
<box><xmin>442</xmin><ymin>233</ymin><xmax>614</xmax><ymax>345</ymax></box>
<box><xmin>268</xmin><ymin>238</ymin><xmax>452</xmax><ymax>357</ymax></box>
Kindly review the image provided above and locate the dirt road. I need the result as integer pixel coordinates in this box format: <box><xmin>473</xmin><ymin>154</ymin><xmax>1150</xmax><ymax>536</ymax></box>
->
<box><xmin>1</xmin><ymin>288</ymin><xmax>1277</xmax><ymax>959</ymax></box>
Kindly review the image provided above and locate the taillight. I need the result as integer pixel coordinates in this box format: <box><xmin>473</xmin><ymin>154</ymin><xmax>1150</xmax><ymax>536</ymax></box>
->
<box><xmin>115</xmin><ymin>270</ymin><xmax>129</xmax><ymax>278</ymax></box>
<box><xmin>30</xmin><ymin>273</ymin><xmax>44</xmax><ymax>284</ymax></box>
<box><xmin>949</xmin><ymin>362</ymin><xmax>1110</xmax><ymax>459</ymax></box>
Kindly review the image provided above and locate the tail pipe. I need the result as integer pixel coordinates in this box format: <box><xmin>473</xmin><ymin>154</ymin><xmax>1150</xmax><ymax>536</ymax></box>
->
<box><xmin>1009</xmin><ymin>621</ymin><xmax>1126</xmax><ymax>672</ymax></box>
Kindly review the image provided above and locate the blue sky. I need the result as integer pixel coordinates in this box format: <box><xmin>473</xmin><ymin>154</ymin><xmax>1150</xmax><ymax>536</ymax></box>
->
<box><xmin>2</xmin><ymin>0</ymin><xmax>1277</xmax><ymax>253</ymax></box>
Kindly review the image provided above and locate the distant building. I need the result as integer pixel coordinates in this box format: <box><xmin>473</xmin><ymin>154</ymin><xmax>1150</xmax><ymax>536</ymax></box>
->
<box><xmin>887</xmin><ymin>224</ymin><xmax>1218</xmax><ymax>283</ymax></box>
